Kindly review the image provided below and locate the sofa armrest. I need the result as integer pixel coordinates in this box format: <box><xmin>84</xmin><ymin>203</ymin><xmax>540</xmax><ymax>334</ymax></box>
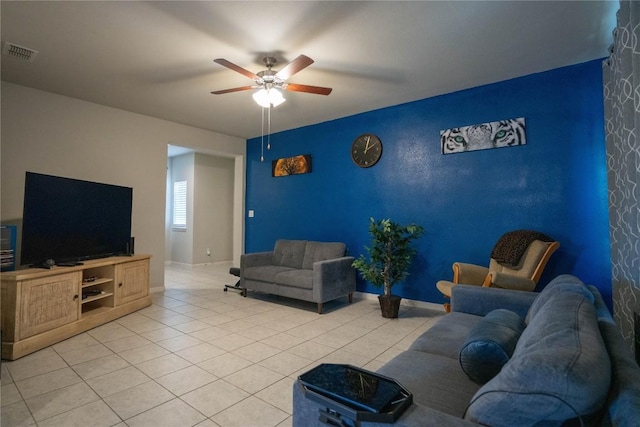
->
<box><xmin>451</xmin><ymin>284</ymin><xmax>538</xmax><ymax>319</ymax></box>
<box><xmin>485</xmin><ymin>271</ymin><xmax>536</xmax><ymax>292</ymax></box>
<box><xmin>588</xmin><ymin>287</ymin><xmax>640</xmax><ymax>426</ymax></box>
<box><xmin>240</xmin><ymin>251</ymin><xmax>274</xmax><ymax>271</ymax></box>
<box><xmin>454</xmin><ymin>262</ymin><xmax>489</xmax><ymax>285</ymax></box>
<box><xmin>312</xmin><ymin>256</ymin><xmax>356</xmax><ymax>302</ymax></box>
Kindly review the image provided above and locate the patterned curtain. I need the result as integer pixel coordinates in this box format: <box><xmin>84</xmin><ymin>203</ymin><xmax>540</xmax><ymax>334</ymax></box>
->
<box><xmin>603</xmin><ymin>0</ymin><xmax>640</xmax><ymax>353</ymax></box>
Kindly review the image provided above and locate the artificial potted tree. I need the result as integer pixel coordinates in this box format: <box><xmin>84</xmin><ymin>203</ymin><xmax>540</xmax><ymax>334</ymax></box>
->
<box><xmin>352</xmin><ymin>217</ymin><xmax>424</xmax><ymax>318</ymax></box>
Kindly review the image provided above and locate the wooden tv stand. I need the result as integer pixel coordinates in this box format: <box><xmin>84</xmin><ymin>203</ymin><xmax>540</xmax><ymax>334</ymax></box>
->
<box><xmin>1</xmin><ymin>254</ymin><xmax>151</xmax><ymax>360</ymax></box>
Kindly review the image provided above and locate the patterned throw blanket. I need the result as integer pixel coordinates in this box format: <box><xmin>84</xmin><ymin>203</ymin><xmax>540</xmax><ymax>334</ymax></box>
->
<box><xmin>491</xmin><ymin>230</ymin><xmax>554</xmax><ymax>266</ymax></box>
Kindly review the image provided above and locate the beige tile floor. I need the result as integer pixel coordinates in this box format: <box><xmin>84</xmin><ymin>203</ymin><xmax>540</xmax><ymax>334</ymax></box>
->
<box><xmin>1</xmin><ymin>262</ymin><xmax>444</xmax><ymax>427</ymax></box>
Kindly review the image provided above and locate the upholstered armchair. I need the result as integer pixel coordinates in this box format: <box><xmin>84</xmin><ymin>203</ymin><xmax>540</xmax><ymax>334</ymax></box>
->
<box><xmin>436</xmin><ymin>230</ymin><xmax>559</xmax><ymax>312</ymax></box>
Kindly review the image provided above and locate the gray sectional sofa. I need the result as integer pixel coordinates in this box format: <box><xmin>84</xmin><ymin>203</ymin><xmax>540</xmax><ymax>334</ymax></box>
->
<box><xmin>293</xmin><ymin>275</ymin><xmax>640</xmax><ymax>426</ymax></box>
<box><xmin>240</xmin><ymin>239</ymin><xmax>356</xmax><ymax>314</ymax></box>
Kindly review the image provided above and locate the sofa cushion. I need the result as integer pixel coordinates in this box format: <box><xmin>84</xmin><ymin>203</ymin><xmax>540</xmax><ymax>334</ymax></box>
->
<box><xmin>377</xmin><ymin>350</ymin><xmax>481</xmax><ymax>418</ymax></box>
<box><xmin>275</xmin><ymin>269</ymin><xmax>314</xmax><ymax>289</ymax></box>
<box><xmin>243</xmin><ymin>265</ymin><xmax>296</xmax><ymax>283</ymax></box>
<box><xmin>301</xmin><ymin>241</ymin><xmax>346</xmax><ymax>270</ymax></box>
<box><xmin>459</xmin><ymin>309</ymin><xmax>525</xmax><ymax>384</ymax></box>
<box><xmin>465</xmin><ymin>289</ymin><xmax>611</xmax><ymax>426</ymax></box>
<box><xmin>409</xmin><ymin>312</ymin><xmax>482</xmax><ymax>359</ymax></box>
<box><xmin>272</xmin><ymin>240</ymin><xmax>307</xmax><ymax>269</ymax></box>
<box><xmin>525</xmin><ymin>274</ymin><xmax>594</xmax><ymax>324</ymax></box>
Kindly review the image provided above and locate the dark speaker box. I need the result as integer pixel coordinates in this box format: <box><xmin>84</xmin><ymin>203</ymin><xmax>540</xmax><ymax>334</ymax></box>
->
<box><xmin>126</xmin><ymin>237</ymin><xmax>135</xmax><ymax>256</ymax></box>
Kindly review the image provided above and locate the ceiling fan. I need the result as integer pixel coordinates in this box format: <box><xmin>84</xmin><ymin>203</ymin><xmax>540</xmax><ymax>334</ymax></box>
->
<box><xmin>211</xmin><ymin>55</ymin><xmax>333</xmax><ymax>102</ymax></box>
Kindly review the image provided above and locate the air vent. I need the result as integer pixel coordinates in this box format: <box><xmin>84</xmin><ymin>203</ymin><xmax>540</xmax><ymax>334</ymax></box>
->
<box><xmin>2</xmin><ymin>42</ymin><xmax>38</xmax><ymax>62</ymax></box>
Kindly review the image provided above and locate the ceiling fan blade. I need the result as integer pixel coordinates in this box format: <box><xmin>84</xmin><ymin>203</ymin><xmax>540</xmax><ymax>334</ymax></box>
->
<box><xmin>211</xmin><ymin>85</ymin><xmax>255</xmax><ymax>95</ymax></box>
<box><xmin>285</xmin><ymin>83</ymin><xmax>332</xmax><ymax>95</ymax></box>
<box><xmin>213</xmin><ymin>58</ymin><xmax>258</xmax><ymax>80</ymax></box>
<box><xmin>275</xmin><ymin>55</ymin><xmax>314</xmax><ymax>80</ymax></box>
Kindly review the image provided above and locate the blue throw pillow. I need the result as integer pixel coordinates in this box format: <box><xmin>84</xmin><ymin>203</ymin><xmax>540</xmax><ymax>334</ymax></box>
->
<box><xmin>459</xmin><ymin>309</ymin><xmax>526</xmax><ymax>384</ymax></box>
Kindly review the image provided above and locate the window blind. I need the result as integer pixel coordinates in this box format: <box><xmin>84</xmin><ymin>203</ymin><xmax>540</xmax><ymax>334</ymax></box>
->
<box><xmin>173</xmin><ymin>180</ymin><xmax>187</xmax><ymax>229</ymax></box>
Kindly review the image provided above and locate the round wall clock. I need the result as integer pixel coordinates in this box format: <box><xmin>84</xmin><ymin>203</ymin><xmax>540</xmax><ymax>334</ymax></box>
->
<box><xmin>351</xmin><ymin>134</ymin><xmax>382</xmax><ymax>168</ymax></box>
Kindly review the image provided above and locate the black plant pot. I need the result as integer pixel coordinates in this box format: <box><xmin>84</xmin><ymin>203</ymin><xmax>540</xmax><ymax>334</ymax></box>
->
<box><xmin>378</xmin><ymin>294</ymin><xmax>402</xmax><ymax>318</ymax></box>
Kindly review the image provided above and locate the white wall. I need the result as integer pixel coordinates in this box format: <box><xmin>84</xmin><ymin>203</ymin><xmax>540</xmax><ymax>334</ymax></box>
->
<box><xmin>1</xmin><ymin>82</ymin><xmax>246</xmax><ymax>290</ymax></box>
<box><xmin>193</xmin><ymin>153</ymin><xmax>234</xmax><ymax>264</ymax></box>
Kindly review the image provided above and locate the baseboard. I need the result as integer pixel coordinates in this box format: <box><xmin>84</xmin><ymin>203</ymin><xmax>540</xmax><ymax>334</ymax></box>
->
<box><xmin>354</xmin><ymin>291</ymin><xmax>445</xmax><ymax>312</ymax></box>
<box><xmin>161</xmin><ymin>262</ymin><xmax>444</xmax><ymax>311</ymax></box>
<box><xmin>164</xmin><ymin>260</ymin><xmax>234</xmax><ymax>267</ymax></box>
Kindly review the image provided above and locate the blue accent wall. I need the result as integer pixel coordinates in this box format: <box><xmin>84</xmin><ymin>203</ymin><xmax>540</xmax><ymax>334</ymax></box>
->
<box><xmin>246</xmin><ymin>60</ymin><xmax>612</xmax><ymax>306</ymax></box>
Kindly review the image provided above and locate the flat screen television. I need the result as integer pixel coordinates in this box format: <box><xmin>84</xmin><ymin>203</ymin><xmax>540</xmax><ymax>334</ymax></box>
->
<box><xmin>21</xmin><ymin>172</ymin><xmax>133</xmax><ymax>267</ymax></box>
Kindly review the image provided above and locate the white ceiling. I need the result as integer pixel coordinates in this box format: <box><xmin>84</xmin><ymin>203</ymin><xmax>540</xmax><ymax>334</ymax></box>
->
<box><xmin>1</xmin><ymin>1</ymin><xmax>617</xmax><ymax>140</ymax></box>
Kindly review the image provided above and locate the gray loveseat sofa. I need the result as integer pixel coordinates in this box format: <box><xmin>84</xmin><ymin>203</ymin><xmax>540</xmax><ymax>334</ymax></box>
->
<box><xmin>293</xmin><ymin>275</ymin><xmax>640</xmax><ymax>426</ymax></box>
<box><xmin>240</xmin><ymin>239</ymin><xmax>356</xmax><ymax>314</ymax></box>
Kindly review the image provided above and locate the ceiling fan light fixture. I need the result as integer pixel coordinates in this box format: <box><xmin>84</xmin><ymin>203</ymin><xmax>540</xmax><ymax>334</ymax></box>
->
<box><xmin>253</xmin><ymin>88</ymin><xmax>285</xmax><ymax>108</ymax></box>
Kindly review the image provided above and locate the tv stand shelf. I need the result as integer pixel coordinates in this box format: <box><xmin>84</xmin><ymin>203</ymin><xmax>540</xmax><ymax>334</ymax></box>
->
<box><xmin>1</xmin><ymin>254</ymin><xmax>151</xmax><ymax>360</ymax></box>
<box><xmin>82</xmin><ymin>277</ymin><xmax>113</xmax><ymax>287</ymax></box>
<box><xmin>82</xmin><ymin>291</ymin><xmax>113</xmax><ymax>303</ymax></box>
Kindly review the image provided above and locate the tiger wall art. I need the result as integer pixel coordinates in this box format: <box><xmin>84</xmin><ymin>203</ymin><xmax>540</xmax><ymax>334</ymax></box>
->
<box><xmin>440</xmin><ymin>117</ymin><xmax>526</xmax><ymax>154</ymax></box>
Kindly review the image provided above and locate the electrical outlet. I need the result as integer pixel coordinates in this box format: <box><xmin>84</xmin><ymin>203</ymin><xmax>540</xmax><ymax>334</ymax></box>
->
<box><xmin>206</xmin><ymin>248</ymin><xmax>211</xmax><ymax>256</ymax></box>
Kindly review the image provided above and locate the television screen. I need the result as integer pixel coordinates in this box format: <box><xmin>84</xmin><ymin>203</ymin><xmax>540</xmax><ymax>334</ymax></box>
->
<box><xmin>21</xmin><ymin>172</ymin><xmax>133</xmax><ymax>267</ymax></box>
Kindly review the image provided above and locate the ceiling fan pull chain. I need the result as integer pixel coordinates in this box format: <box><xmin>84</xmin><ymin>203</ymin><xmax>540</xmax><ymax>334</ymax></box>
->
<box><xmin>260</xmin><ymin>106</ymin><xmax>265</xmax><ymax>162</ymax></box>
<box><xmin>267</xmin><ymin>106</ymin><xmax>271</xmax><ymax>151</ymax></box>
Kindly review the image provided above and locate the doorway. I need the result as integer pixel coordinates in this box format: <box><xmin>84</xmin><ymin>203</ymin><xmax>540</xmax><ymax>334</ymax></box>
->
<box><xmin>165</xmin><ymin>147</ymin><xmax>238</xmax><ymax>266</ymax></box>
